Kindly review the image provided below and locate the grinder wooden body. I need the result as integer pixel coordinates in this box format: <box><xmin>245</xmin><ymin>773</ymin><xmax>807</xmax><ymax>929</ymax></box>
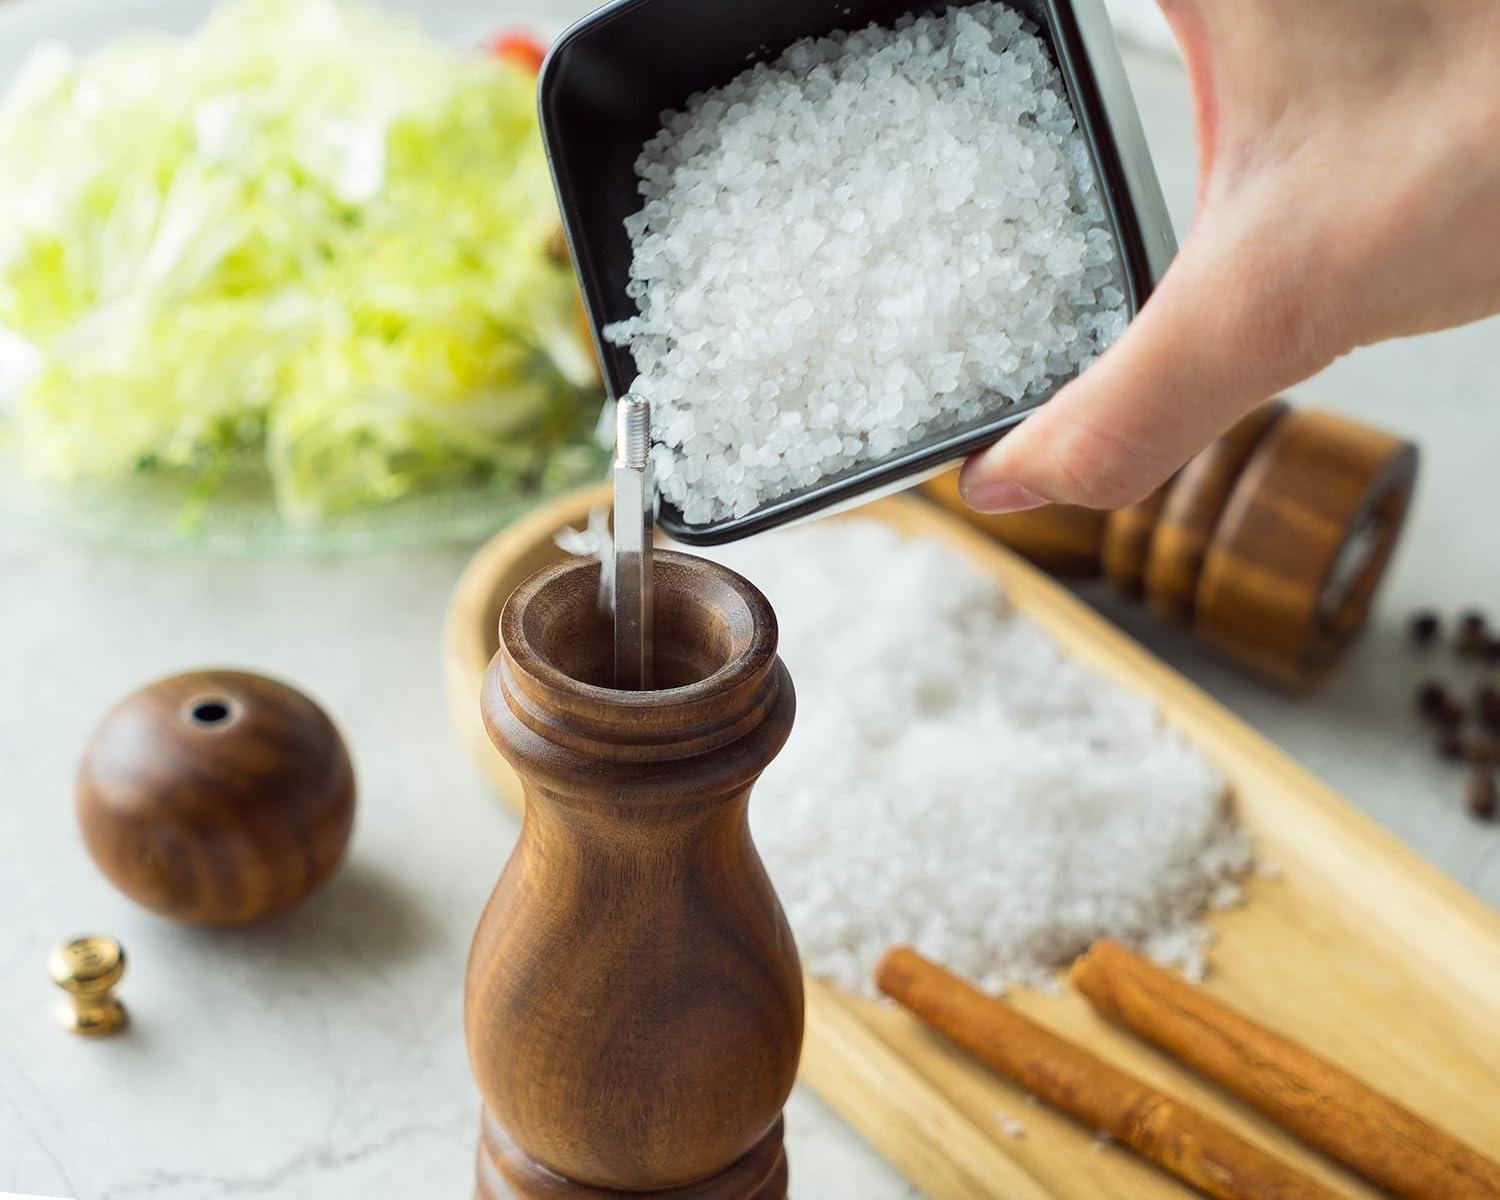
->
<box><xmin>465</xmin><ymin>552</ymin><xmax>803</xmax><ymax>1199</ymax></box>
<box><xmin>925</xmin><ymin>403</ymin><xmax>1418</xmax><ymax>690</ymax></box>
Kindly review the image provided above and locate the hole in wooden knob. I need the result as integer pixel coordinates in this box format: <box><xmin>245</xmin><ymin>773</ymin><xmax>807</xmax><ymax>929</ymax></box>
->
<box><xmin>178</xmin><ymin>693</ymin><xmax>246</xmax><ymax>732</ymax></box>
<box><xmin>192</xmin><ymin>701</ymin><xmax>229</xmax><ymax>723</ymax></box>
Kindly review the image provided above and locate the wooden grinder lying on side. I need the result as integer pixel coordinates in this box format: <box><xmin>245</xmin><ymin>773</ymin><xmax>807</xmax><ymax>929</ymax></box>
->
<box><xmin>926</xmin><ymin>401</ymin><xmax>1419</xmax><ymax>690</ymax></box>
<box><xmin>465</xmin><ymin>552</ymin><xmax>803</xmax><ymax>1198</ymax></box>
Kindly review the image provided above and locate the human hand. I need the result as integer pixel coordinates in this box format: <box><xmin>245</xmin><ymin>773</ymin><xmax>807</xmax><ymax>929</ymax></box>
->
<box><xmin>960</xmin><ymin>0</ymin><xmax>1500</xmax><ymax>513</ymax></box>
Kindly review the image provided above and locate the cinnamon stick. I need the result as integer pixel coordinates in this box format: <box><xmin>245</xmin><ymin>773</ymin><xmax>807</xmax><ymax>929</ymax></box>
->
<box><xmin>875</xmin><ymin>946</ymin><xmax>1339</xmax><ymax>1200</ymax></box>
<box><xmin>1072</xmin><ymin>939</ymin><xmax>1500</xmax><ymax>1200</ymax></box>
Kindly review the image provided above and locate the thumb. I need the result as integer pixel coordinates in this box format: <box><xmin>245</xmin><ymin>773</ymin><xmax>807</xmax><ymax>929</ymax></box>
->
<box><xmin>957</xmin><ymin>235</ymin><xmax>1326</xmax><ymax>512</ymax></box>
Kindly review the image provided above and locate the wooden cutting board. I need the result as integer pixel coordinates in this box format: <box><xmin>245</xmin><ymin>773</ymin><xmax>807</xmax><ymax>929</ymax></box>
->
<box><xmin>443</xmin><ymin>484</ymin><xmax>1500</xmax><ymax>1200</ymax></box>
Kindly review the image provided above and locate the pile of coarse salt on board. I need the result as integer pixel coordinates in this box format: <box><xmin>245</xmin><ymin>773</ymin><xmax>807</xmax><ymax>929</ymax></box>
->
<box><xmin>605</xmin><ymin>1</ymin><xmax>1128</xmax><ymax>525</ymax></box>
<box><xmin>703</xmin><ymin>519</ymin><xmax>1251</xmax><ymax>998</ymax></box>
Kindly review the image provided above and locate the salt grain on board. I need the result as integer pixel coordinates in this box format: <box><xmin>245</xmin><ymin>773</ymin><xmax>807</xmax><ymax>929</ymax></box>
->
<box><xmin>705</xmin><ymin>520</ymin><xmax>1252</xmax><ymax>997</ymax></box>
<box><xmin>606</xmin><ymin>2</ymin><xmax>1128</xmax><ymax>525</ymax></box>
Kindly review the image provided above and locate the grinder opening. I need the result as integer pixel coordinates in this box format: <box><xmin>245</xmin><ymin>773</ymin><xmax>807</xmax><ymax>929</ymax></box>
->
<box><xmin>520</xmin><ymin>557</ymin><xmax>754</xmax><ymax>694</ymax></box>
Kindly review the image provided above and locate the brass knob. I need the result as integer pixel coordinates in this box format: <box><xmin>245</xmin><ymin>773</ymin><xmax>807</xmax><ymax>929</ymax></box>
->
<box><xmin>49</xmin><ymin>935</ymin><xmax>128</xmax><ymax>1036</ymax></box>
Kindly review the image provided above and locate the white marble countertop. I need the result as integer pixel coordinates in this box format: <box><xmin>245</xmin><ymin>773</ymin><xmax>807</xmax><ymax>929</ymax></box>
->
<box><xmin>2</xmin><ymin>6</ymin><xmax>1496</xmax><ymax>1199</ymax></box>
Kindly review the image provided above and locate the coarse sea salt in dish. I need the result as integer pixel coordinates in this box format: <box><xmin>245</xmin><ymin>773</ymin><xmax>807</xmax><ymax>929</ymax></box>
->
<box><xmin>606</xmin><ymin>2</ymin><xmax>1129</xmax><ymax>527</ymax></box>
<box><xmin>705</xmin><ymin>519</ymin><xmax>1252</xmax><ymax>997</ymax></box>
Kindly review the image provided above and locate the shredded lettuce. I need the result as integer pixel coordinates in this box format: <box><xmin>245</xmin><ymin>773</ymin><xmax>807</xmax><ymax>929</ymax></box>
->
<box><xmin>0</xmin><ymin>0</ymin><xmax>598</xmax><ymax>523</ymax></box>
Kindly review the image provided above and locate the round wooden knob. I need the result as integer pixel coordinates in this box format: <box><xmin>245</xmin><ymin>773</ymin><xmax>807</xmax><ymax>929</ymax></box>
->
<box><xmin>77</xmin><ymin>670</ymin><xmax>355</xmax><ymax>924</ymax></box>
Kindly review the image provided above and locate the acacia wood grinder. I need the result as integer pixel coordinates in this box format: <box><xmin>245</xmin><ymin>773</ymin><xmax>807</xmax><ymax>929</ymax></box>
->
<box><xmin>926</xmin><ymin>401</ymin><xmax>1419</xmax><ymax>690</ymax></box>
<box><xmin>465</xmin><ymin>552</ymin><xmax>802</xmax><ymax>1198</ymax></box>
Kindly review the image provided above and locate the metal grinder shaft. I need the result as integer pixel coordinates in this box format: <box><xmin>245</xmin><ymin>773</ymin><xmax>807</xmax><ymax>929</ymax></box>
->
<box><xmin>613</xmin><ymin>394</ymin><xmax>653</xmax><ymax>690</ymax></box>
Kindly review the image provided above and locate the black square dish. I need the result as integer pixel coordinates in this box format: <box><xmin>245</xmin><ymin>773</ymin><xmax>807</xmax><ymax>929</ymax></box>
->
<box><xmin>539</xmin><ymin>0</ymin><xmax>1174</xmax><ymax>544</ymax></box>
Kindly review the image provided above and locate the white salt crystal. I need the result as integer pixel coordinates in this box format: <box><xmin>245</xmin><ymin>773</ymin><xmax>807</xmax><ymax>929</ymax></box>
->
<box><xmin>553</xmin><ymin>505</ymin><xmax>615</xmax><ymax>614</ymax></box>
<box><xmin>606</xmin><ymin>2</ymin><xmax>1129</xmax><ymax>524</ymax></box>
<box><xmin>703</xmin><ymin>520</ymin><xmax>1253</xmax><ymax>998</ymax></box>
<box><xmin>995</xmin><ymin>1110</ymin><xmax>1026</xmax><ymax>1139</ymax></box>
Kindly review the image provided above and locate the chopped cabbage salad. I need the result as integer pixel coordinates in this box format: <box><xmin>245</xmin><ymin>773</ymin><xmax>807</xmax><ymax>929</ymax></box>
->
<box><xmin>0</xmin><ymin>0</ymin><xmax>599</xmax><ymax>523</ymax></box>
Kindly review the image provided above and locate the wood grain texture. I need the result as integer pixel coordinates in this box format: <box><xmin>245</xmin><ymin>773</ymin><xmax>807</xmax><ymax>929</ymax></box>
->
<box><xmin>1193</xmin><ymin>409</ymin><xmax>1418</xmax><ymax>690</ymax></box>
<box><xmin>1144</xmin><ymin>402</ymin><xmax>1289</xmax><ymax>627</ymax></box>
<box><xmin>919</xmin><ymin>405</ymin><xmax>1416</xmax><ymax>691</ymax></box>
<box><xmin>878</xmin><ymin>947</ymin><xmax>1340</xmax><ymax>1200</ymax></box>
<box><xmin>1102</xmin><ymin>486</ymin><xmax>1168</xmax><ymax>599</ymax></box>
<box><xmin>465</xmin><ymin>551</ymin><xmax>802</xmax><ymax>1197</ymax></box>
<box><xmin>76</xmin><ymin>669</ymin><xmax>354</xmax><ymax>924</ymax></box>
<box><xmin>477</xmin><ymin>1112</ymin><xmax>788</xmax><ymax>1199</ymax></box>
<box><xmin>447</xmin><ymin>485</ymin><xmax>1500</xmax><ymax>1200</ymax></box>
<box><xmin>799</xmin><ymin>977</ymin><xmax>1053</xmax><ymax>1200</ymax></box>
<box><xmin>1072</xmin><ymin>940</ymin><xmax>1500</xmax><ymax>1200</ymax></box>
<box><xmin>922</xmin><ymin>471</ymin><xmax>1106</xmax><ymax>577</ymax></box>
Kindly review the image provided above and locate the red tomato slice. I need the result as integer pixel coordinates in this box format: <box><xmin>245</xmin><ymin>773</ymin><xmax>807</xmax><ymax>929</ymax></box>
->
<box><xmin>489</xmin><ymin>30</ymin><xmax>547</xmax><ymax>75</ymax></box>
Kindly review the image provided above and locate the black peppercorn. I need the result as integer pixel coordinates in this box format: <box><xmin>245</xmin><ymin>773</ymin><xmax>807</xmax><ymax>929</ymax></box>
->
<box><xmin>1458</xmin><ymin>611</ymin><xmax>1489</xmax><ymax>657</ymax></box>
<box><xmin>1408</xmin><ymin>610</ymin><xmax>1440</xmax><ymax>648</ymax></box>
<box><xmin>1477</xmin><ymin>684</ymin><xmax>1500</xmax><ymax>735</ymax></box>
<box><xmin>1438</xmin><ymin>729</ymin><xmax>1466</xmax><ymax>761</ymax></box>
<box><xmin>1416</xmin><ymin>680</ymin><xmax>1450</xmax><ymax>720</ymax></box>
<box><xmin>1423</xmin><ymin>694</ymin><xmax>1467</xmax><ymax>728</ymax></box>
<box><xmin>1468</xmin><ymin>768</ymin><xmax>1497</xmax><ymax>822</ymax></box>
<box><xmin>1462</xmin><ymin>738</ymin><xmax>1500</xmax><ymax>767</ymax></box>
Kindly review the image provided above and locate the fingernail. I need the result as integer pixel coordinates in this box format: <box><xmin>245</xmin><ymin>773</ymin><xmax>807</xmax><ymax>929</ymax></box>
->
<box><xmin>961</xmin><ymin>480</ymin><xmax>1048</xmax><ymax>514</ymax></box>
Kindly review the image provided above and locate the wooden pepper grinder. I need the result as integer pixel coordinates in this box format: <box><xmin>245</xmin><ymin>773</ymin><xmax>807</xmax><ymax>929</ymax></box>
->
<box><xmin>466</xmin><ymin>551</ymin><xmax>803</xmax><ymax>1199</ymax></box>
<box><xmin>925</xmin><ymin>402</ymin><xmax>1419</xmax><ymax>690</ymax></box>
